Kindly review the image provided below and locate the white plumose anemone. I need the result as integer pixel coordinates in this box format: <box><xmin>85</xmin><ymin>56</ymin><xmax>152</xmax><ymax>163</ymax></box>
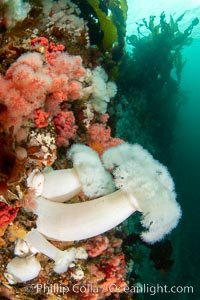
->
<box><xmin>30</xmin><ymin>143</ymin><xmax>181</xmax><ymax>244</ymax></box>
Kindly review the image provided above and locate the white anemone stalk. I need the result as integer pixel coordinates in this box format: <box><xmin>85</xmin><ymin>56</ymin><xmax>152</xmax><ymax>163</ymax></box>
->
<box><xmin>27</xmin><ymin>168</ymin><xmax>82</xmax><ymax>202</ymax></box>
<box><xmin>24</xmin><ymin>229</ymin><xmax>88</xmax><ymax>274</ymax></box>
<box><xmin>5</xmin><ymin>230</ymin><xmax>88</xmax><ymax>284</ymax></box>
<box><xmin>33</xmin><ymin>191</ymin><xmax>139</xmax><ymax>241</ymax></box>
<box><xmin>27</xmin><ymin>144</ymin><xmax>115</xmax><ymax>202</ymax></box>
<box><xmin>32</xmin><ymin>143</ymin><xmax>182</xmax><ymax>244</ymax></box>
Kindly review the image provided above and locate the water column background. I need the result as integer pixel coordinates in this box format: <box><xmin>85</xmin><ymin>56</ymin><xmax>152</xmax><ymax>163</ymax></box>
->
<box><xmin>126</xmin><ymin>0</ymin><xmax>200</xmax><ymax>298</ymax></box>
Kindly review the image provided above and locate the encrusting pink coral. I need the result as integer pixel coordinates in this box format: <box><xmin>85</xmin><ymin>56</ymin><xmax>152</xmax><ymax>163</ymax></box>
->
<box><xmin>80</xmin><ymin>235</ymin><xmax>127</xmax><ymax>300</ymax></box>
<box><xmin>86</xmin><ymin>235</ymin><xmax>109</xmax><ymax>257</ymax></box>
<box><xmin>31</xmin><ymin>37</ymin><xmax>65</xmax><ymax>63</ymax></box>
<box><xmin>53</xmin><ymin>111</ymin><xmax>78</xmax><ymax>147</ymax></box>
<box><xmin>99</xmin><ymin>113</ymin><xmax>109</xmax><ymax>124</ymax></box>
<box><xmin>34</xmin><ymin>109</ymin><xmax>50</xmax><ymax>128</ymax></box>
<box><xmin>99</xmin><ymin>251</ymin><xmax>127</xmax><ymax>297</ymax></box>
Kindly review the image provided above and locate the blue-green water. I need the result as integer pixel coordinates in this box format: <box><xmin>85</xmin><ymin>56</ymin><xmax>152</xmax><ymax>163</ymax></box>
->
<box><xmin>170</xmin><ymin>38</ymin><xmax>200</xmax><ymax>299</ymax></box>
<box><xmin>123</xmin><ymin>3</ymin><xmax>200</xmax><ymax>299</ymax></box>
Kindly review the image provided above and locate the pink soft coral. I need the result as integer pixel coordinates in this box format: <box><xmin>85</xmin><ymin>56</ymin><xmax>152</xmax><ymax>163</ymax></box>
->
<box><xmin>0</xmin><ymin>47</ymin><xmax>86</xmax><ymax>131</ymax></box>
<box><xmin>86</xmin><ymin>235</ymin><xmax>109</xmax><ymax>257</ymax></box>
<box><xmin>0</xmin><ymin>52</ymin><xmax>51</xmax><ymax>130</ymax></box>
<box><xmin>88</xmin><ymin>122</ymin><xmax>124</xmax><ymax>155</ymax></box>
<box><xmin>44</xmin><ymin>52</ymin><xmax>86</xmax><ymax>115</ymax></box>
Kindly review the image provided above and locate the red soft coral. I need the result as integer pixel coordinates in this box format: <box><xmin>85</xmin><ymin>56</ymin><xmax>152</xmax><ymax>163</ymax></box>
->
<box><xmin>86</xmin><ymin>235</ymin><xmax>109</xmax><ymax>257</ymax></box>
<box><xmin>0</xmin><ymin>202</ymin><xmax>19</xmax><ymax>227</ymax></box>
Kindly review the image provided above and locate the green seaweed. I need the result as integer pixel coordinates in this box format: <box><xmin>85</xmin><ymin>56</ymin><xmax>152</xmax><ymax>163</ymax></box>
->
<box><xmin>109</xmin><ymin>0</ymin><xmax>128</xmax><ymax>60</ymax></box>
<box><xmin>86</xmin><ymin>0</ymin><xmax>127</xmax><ymax>57</ymax></box>
<box><xmin>87</xmin><ymin>0</ymin><xmax>118</xmax><ymax>50</ymax></box>
<box><xmin>126</xmin><ymin>12</ymin><xmax>199</xmax><ymax>85</ymax></box>
<box><xmin>109</xmin><ymin>12</ymin><xmax>198</xmax><ymax>163</ymax></box>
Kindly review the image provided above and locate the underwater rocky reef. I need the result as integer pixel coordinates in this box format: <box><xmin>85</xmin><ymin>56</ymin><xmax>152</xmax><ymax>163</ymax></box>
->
<box><xmin>0</xmin><ymin>1</ymin><xmax>198</xmax><ymax>299</ymax></box>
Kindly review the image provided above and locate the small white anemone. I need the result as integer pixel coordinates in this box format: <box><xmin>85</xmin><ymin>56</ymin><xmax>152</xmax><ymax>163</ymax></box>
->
<box><xmin>24</xmin><ymin>229</ymin><xmax>88</xmax><ymax>274</ymax></box>
<box><xmin>27</xmin><ymin>169</ymin><xmax>44</xmax><ymax>196</ymax></box>
<box><xmin>70</xmin><ymin>265</ymin><xmax>85</xmax><ymax>280</ymax></box>
<box><xmin>5</xmin><ymin>256</ymin><xmax>41</xmax><ymax>284</ymax></box>
<box><xmin>14</xmin><ymin>238</ymin><xmax>38</xmax><ymax>257</ymax></box>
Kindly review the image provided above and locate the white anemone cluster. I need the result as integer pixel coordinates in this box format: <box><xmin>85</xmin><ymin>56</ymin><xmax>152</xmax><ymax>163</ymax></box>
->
<box><xmin>45</xmin><ymin>0</ymin><xmax>90</xmax><ymax>47</ymax></box>
<box><xmin>5</xmin><ymin>143</ymin><xmax>182</xmax><ymax>283</ymax></box>
<box><xmin>90</xmin><ymin>66</ymin><xmax>118</xmax><ymax>114</ymax></box>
